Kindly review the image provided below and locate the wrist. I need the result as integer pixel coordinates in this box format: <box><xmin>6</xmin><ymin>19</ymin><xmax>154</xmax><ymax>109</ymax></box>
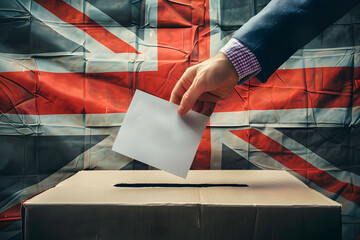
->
<box><xmin>216</xmin><ymin>52</ymin><xmax>239</xmax><ymax>83</ymax></box>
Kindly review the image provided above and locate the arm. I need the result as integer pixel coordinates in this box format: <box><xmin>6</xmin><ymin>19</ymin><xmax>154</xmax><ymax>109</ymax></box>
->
<box><xmin>171</xmin><ymin>0</ymin><xmax>360</xmax><ymax>115</ymax></box>
<box><xmin>234</xmin><ymin>0</ymin><xmax>360</xmax><ymax>83</ymax></box>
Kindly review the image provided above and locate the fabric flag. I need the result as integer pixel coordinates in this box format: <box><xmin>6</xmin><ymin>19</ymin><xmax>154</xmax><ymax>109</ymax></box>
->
<box><xmin>0</xmin><ymin>0</ymin><xmax>359</xmax><ymax>239</ymax></box>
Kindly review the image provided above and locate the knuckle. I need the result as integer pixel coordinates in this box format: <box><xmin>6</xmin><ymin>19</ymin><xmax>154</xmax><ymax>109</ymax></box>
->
<box><xmin>184</xmin><ymin>66</ymin><xmax>196</xmax><ymax>76</ymax></box>
<box><xmin>182</xmin><ymin>93</ymin><xmax>191</xmax><ymax>103</ymax></box>
<box><xmin>193</xmin><ymin>76</ymin><xmax>206</xmax><ymax>91</ymax></box>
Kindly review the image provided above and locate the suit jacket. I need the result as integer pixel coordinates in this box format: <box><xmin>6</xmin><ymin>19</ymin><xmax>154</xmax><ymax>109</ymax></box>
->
<box><xmin>233</xmin><ymin>0</ymin><xmax>360</xmax><ymax>83</ymax></box>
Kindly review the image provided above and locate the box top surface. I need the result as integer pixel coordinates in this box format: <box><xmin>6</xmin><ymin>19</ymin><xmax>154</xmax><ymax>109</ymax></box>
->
<box><xmin>25</xmin><ymin>170</ymin><xmax>340</xmax><ymax>207</ymax></box>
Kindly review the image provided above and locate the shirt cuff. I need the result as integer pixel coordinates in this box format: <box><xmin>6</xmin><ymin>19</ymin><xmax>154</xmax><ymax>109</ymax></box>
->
<box><xmin>219</xmin><ymin>38</ymin><xmax>261</xmax><ymax>85</ymax></box>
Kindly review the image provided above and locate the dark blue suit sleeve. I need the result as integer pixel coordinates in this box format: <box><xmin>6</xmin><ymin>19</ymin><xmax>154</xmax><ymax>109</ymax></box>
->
<box><xmin>233</xmin><ymin>0</ymin><xmax>360</xmax><ymax>83</ymax></box>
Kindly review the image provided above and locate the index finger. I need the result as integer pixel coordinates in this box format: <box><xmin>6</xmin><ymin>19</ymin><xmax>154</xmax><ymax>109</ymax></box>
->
<box><xmin>170</xmin><ymin>79</ymin><xmax>187</xmax><ymax>105</ymax></box>
<box><xmin>170</xmin><ymin>67</ymin><xmax>195</xmax><ymax>105</ymax></box>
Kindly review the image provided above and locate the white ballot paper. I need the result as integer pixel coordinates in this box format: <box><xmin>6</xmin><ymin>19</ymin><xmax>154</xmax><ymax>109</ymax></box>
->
<box><xmin>112</xmin><ymin>90</ymin><xmax>209</xmax><ymax>178</ymax></box>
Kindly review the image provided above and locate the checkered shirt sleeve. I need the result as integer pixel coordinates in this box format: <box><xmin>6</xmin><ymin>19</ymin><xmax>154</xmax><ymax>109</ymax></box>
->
<box><xmin>220</xmin><ymin>38</ymin><xmax>261</xmax><ymax>85</ymax></box>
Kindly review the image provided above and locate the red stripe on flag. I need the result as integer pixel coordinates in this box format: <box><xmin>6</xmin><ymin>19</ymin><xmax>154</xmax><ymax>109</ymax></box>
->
<box><xmin>1</xmin><ymin>67</ymin><xmax>359</xmax><ymax>115</ymax></box>
<box><xmin>0</xmin><ymin>203</ymin><xmax>21</xmax><ymax>222</ymax></box>
<box><xmin>354</xmin><ymin>67</ymin><xmax>360</xmax><ymax>107</ymax></box>
<box><xmin>231</xmin><ymin>128</ymin><xmax>360</xmax><ymax>206</ymax></box>
<box><xmin>216</xmin><ymin>67</ymin><xmax>355</xmax><ymax>112</ymax></box>
<box><xmin>157</xmin><ymin>0</ymin><xmax>192</xmax><ymax>27</ymax></box>
<box><xmin>191</xmin><ymin>127</ymin><xmax>211</xmax><ymax>170</ymax></box>
<box><xmin>34</xmin><ymin>0</ymin><xmax>140</xmax><ymax>54</ymax></box>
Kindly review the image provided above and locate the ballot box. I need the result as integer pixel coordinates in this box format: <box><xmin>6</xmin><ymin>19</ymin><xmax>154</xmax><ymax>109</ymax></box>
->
<box><xmin>22</xmin><ymin>170</ymin><xmax>341</xmax><ymax>240</ymax></box>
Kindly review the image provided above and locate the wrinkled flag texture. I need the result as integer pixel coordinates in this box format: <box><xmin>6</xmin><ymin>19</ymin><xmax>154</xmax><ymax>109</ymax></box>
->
<box><xmin>0</xmin><ymin>0</ymin><xmax>359</xmax><ymax>239</ymax></box>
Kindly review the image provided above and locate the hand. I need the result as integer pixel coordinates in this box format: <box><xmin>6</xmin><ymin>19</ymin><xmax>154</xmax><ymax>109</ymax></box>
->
<box><xmin>170</xmin><ymin>52</ymin><xmax>239</xmax><ymax>116</ymax></box>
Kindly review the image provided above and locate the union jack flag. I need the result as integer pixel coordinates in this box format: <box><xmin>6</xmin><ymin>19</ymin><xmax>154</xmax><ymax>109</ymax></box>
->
<box><xmin>0</xmin><ymin>0</ymin><xmax>359</xmax><ymax>239</ymax></box>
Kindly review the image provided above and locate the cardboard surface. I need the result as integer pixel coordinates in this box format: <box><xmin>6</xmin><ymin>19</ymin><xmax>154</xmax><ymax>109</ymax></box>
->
<box><xmin>22</xmin><ymin>170</ymin><xmax>342</xmax><ymax>240</ymax></box>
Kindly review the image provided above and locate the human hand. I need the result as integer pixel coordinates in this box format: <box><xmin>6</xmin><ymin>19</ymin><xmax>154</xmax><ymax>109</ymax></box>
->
<box><xmin>170</xmin><ymin>52</ymin><xmax>239</xmax><ymax>116</ymax></box>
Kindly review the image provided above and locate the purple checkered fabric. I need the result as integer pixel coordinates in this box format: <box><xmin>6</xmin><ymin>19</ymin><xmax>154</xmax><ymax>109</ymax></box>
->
<box><xmin>220</xmin><ymin>38</ymin><xmax>261</xmax><ymax>84</ymax></box>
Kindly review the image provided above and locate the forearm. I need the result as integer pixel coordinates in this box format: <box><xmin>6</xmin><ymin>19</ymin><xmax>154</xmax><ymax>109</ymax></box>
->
<box><xmin>233</xmin><ymin>0</ymin><xmax>360</xmax><ymax>83</ymax></box>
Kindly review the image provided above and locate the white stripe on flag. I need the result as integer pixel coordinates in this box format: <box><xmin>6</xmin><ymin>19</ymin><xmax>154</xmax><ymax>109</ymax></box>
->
<box><xmin>210</xmin><ymin>107</ymin><xmax>356</xmax><ymax>127</ymax></box>
<box><xmin>4</xmin><ymin>0</ymin><xmax>158</xmax><ymax>73</ymax></box>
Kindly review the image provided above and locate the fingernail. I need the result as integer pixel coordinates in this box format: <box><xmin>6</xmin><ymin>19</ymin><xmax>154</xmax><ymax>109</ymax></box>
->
<box><xmin>178</xmin><ymin>105</ymin><xmax>185</xmax><ymax>115</ymax></box>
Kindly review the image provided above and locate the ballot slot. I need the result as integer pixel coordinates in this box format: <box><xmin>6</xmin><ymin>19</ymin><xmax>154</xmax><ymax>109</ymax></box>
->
<box><xmin>113</xmin><ymin>183</ymin><xmax>248</xmax><ymax>188</ymax></box>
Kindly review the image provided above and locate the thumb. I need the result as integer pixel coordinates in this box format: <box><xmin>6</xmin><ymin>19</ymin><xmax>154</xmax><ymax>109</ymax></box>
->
<box><xmin>178</xmin><ymin>76</ymin><xmax>204</xmax><ymax>115</ymax></box>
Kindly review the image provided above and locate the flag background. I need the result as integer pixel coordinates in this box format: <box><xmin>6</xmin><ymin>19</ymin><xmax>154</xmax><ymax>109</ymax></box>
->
<box><xmin>0</xmin><ymin>0</ymin><xmax>359</xmax><ymax>239</ymax></box>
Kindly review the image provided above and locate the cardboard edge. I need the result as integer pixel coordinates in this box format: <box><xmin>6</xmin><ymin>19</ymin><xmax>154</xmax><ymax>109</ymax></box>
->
<box><xmin>21</xmin><ymin>202</ymin><xmax>27</xmax><ymax>240</ymax></box>
<box><xmin>305</xmin><ymin>188</ymin><xmax>343</xmax><ymax>207</ymax></box>
<box><xmin>22</xmin><ymin>201</ymin><xmax>342</xmax><ymax>208</ymax></box>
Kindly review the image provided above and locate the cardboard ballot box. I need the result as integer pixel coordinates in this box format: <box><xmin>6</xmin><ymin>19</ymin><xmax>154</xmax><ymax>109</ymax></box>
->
<box><xmin>22</xmin><ymin>170</ymin><xmax>341</xmax><ymax>240</ymax></box>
